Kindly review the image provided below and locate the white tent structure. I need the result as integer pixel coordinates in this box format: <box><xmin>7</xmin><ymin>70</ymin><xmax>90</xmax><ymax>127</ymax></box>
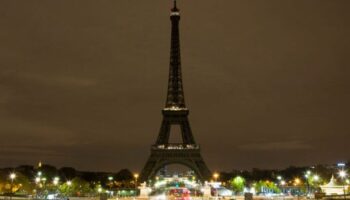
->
<box><xmin>320</xmin><ymin>175</ymin><xmax>347</xmax><ymax>195</ymax></box>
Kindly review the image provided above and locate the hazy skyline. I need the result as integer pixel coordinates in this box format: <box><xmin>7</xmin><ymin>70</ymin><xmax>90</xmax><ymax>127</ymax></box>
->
<box><xmin>0</xmin><ymin>0</ymin><xmax>349</xmax><ymax>172</ymax></box>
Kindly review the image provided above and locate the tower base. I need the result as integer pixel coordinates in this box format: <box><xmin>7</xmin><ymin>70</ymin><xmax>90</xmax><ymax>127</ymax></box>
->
<box><xmin>140</xmin><ymin>144</ymin><xmax>211</xmax><ymax>182</ymax></box>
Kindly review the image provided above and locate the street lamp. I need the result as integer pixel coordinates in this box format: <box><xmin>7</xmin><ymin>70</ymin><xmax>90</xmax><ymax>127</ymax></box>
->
<box><xmin>9</xmin><ymin>173</ymin><xmax>16</xmax><ymax>200</ymax></box>
<box><xmin>98</xmin><ymin>187</ymin><xmax>103</xmax><ymax>198</ymax></box>
<box><xmin>52</xmin><ymin>177</ymin><xmax>60</xmax><ymax>196</ymax></box>
<box><xmin>313</xmin><ymin>175</ymin><xmax>319</xmax><ymax>181</ymax></box>
<box><xmin>313</xmin><ymin>174</ymin><xmax>320</xmax><ymax>194</ymax></box>
<box><xmin>134</xmin><ymin>173</ymin><xmax>139</xmax><ymax>195</ymax></box>
<box><xmin>339</xmin><ymin>170</ymin><xmax>347</xmax><ymax>179</ymax></box>
<box><xmin>213</xmin><ymin>172</ymin><xmax>219</xmax><ymax>182</ymax></box>
<box><xmin>67</xmin><ymin>181</ymin><xmax>72</xmax><ymax>186</ymax></box>
<box><xmin>10</xmin><ymin>173</ymin><xmax>16</xmax><ymax>180</ymax></box>
<box><xmin>294</xmin><ymin>178</ymin><xmax>301</xmax><ymax>185</ymax></box>
<box><xmin>212</xmin><ymin>173</ymin><xmax>220</xmax><ymax>200</ymax></box>
<box><xmin>293</xmin><ymin>178</ymin><xmax>302</xmax><ymax>197</ymax></box>
<box><xmin>66</xmin><ymin>180</ymin><xmax>72</xmax><ymax>196</ymax></box>
<box><xmin>53</xmin><ymin>177</ymin><xmax>60</xmax><ymax>185</ymax></box>
<box><xmin>339</xmin><ymin>170</ymin><xmax>348</xmax><ymax>200</ymax></box>
<box><xmin>34</xmin><ymin>177</ymin><xmax>41</xmax><ymax>198</ymax></box>
<box><xmin>108</xmin><ymin>176</ymin><xmax>113</xmax><ymax>197</ymax></box>
<box><xmin>304</xmin><ymin>170</ymin><xmax>312</xmax><ymax>179</ymax></box>
<box><xmin>35</xmin><ymin>177</ymin><xmax>41</xmax><ymax>184</ymax></box>
<box><xmin>304</xmin><ymin>171</ymin><xmax>312</xmax><ymax>195</ymax></box>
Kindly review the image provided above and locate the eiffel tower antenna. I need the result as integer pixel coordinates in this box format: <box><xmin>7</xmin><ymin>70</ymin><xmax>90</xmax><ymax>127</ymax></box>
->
<box><xmin>140</xmin><ymin>1</ymin><xmax>211</xmax><ymax>182</ymax></box>
<box><xmin>173</xmin><ymin>0</ymin><xmax>177</xmax><ymax>10</ymax></box>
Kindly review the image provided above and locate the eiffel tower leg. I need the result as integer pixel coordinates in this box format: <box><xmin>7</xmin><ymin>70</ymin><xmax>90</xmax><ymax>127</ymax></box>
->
<box><xmin>140</xmin><ymin>157</ymin><xmax>157</xmax><ymax>183</ymax></box>
<box><xmin>193</xmin><ymin>157</ymin><xmax>212</xmax><ymax>180</ymax></box>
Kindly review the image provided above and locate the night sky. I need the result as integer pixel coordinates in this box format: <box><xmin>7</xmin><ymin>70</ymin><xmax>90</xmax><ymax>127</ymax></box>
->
<box><xmin>0</xmin><ymin>0</ymin><xmax>349</xmax><ymax>172</ymax></box>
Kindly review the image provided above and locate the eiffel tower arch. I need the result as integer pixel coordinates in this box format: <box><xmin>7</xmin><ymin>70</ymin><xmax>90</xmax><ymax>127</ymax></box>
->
<box><xmin>140</xmin><ymin>145</ymin><xmax>211</xmax><ymax>181</ymax></box>
<box><xmin>140</xmin><ymin>1</ymin><xmax>211</xmax><ymax>183</ymax></box>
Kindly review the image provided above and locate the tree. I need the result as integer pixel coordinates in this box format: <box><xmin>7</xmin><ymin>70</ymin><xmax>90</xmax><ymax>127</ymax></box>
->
<box><xmin>15</xmin><ymin>165</ymin><xmax>35</xmax><ymax>180</ymax></box>
<box><xmin>14</xmin><ymin>172</ymin><xmax>34</xmax><ymax>194</ymax></box>
<box><xmin>40</xmin><ymin>165</ymin><xmax>59</xmax><ymax>181</ymax></box>
<box><xmin>59</xmin><ymin>177</ymin><xmax>92</xmax><ymax>197</ymax></box>
<box><xmin>59</xmin><ymin>182</ymin><xmax>74</xmax><ymax>197</ymax></box>
<box><xmin>59</xmin><ymin>167</ymin><xmax>77</xmax><ymax>180</ymax></box>
<box><xmin>0</xmin><ymin>171</ymin><xmax>34</xmax><ymax>195</ymax></box>
<box><xmin>230</xmin><ymin>176</ymin><xmax>246</xmax><ymax>194</ymax></box>
<box><xmin>115</xmin><ymin>169</ymin><xmax>133</xmax><ymax>182</ymax></box>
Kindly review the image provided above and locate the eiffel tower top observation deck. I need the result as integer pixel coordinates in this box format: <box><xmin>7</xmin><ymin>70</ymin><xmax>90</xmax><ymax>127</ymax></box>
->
<box><xmin>164</xmin><ymin>0</ymin><xmax>187</xmax><ymax>111</ymax></box>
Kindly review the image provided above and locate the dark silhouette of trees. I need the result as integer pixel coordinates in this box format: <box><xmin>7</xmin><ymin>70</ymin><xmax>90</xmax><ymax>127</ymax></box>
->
<box><xmin>115</xmin><ymin>169</ymin><xmax>133</xmax><ymax>182</ymax></box>
<box><xmin>59</xmin><ymin>167</ymin><xmax>77</xmax><ymax>180</ymax></box>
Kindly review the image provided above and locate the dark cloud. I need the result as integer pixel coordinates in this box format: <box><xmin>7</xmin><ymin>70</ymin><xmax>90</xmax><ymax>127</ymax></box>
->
<box><xmin>0</xmin><ymin>0</ymin><xmax>349</xmax><ymax>172</ymax></box>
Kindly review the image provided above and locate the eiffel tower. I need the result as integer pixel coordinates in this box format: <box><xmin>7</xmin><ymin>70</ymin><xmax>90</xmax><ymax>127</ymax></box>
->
<box><xmin>140</xmin><ymin>0</ymin><xmax>211</xmax><ymax>182</ymax></box>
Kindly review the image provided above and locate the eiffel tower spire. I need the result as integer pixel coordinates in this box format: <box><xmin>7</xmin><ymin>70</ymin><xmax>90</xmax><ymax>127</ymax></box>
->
<box><xmin>165</xmin><ymin>0</ymin><xmax>186</xmax><ymax>109</ymax></box>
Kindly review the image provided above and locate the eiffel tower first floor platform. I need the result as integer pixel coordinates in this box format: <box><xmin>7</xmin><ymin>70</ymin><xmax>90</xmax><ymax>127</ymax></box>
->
<box><xmin>140</xmin><ymin>144</ymin><xmax>212</xmax><ymax>183</ymax></box>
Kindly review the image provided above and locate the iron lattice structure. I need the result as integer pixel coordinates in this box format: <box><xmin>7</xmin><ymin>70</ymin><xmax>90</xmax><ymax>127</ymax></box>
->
<box><xmin>140</xmin><ymin>1</ymin><xmax>211</xmax><ymax>182</ymax></box>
